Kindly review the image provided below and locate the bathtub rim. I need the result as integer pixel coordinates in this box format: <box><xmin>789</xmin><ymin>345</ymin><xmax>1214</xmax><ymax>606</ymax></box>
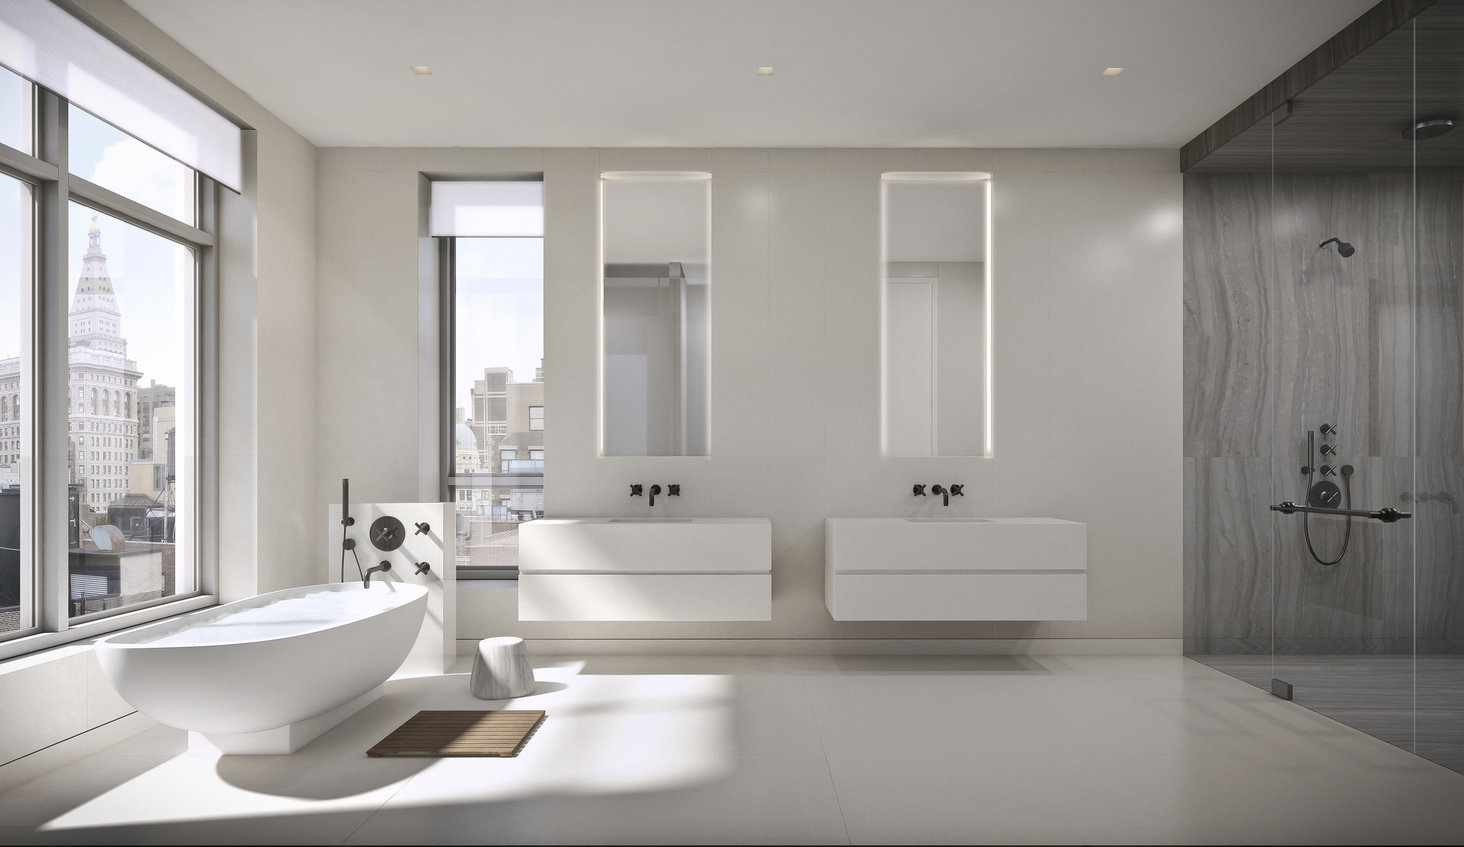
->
<box><xmin>94</xmin><ymin>581</ymin><xmax>429</xmax><ymax>649</ymax></box>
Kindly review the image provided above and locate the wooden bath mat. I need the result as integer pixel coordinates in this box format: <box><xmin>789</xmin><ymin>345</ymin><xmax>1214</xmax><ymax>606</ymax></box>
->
<box><xmin>366</xmin><ymin>710</ymin><xmax>545</xmax><ymax>757</ymax></box>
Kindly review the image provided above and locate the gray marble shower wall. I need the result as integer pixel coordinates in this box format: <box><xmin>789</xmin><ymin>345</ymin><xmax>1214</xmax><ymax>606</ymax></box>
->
<box><xmin>1184</xmin><ymin>171</ymin><xmax>1464</xmax><ymax>655</ymax></box>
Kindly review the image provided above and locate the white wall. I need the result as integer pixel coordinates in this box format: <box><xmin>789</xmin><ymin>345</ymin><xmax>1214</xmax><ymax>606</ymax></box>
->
<box><xmin>317</xmin><ymin>147</ymin><xmax>1182</xmax><ymax>650</ymax></box>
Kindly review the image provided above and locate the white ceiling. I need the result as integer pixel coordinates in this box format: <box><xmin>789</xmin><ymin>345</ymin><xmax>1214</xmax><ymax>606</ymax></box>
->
<box><xmin>122</xmin><ymin>0</ymin><xmax>1378</xmax><ymax>150</ymax></box>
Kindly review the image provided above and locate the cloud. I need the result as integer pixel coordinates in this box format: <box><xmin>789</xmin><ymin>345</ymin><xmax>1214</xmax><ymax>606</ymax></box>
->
<box><xmin>89</xmin><ymin>139</ymin><xmax>190</xmax><ymax>220</ymax></box>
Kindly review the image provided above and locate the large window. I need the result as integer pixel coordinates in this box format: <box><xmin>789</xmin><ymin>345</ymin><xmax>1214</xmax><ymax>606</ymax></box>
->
<box><xmin>435</xmin><ymin>179</ymin><xmax>546</xmax><ymax>579</ymax></box>
<box><xmin>0</xmin><ymin>41</ymin><xmax>217</xmax><ymax>654</ymax></box>
<box><xmin>0</xmin><ymin>173</ymin><xmax>31</xmax><ymax>634</ymax></box>
<box><xmin>65</xmin><ymin>204</ymin><xmax>196</xmax><ymax>617</ymax></box>
<box><xmin>449</xmin><ymin>236</ymin><xmax>545</xmax><ymax>577</ymax></box>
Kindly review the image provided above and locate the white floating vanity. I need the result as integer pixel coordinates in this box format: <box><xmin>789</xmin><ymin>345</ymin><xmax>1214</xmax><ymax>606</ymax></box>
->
<box><xmin>824</xmin><ymin>517</ymin><xmax>1087</xmax><ymax>621</ymax></box>
<box><xmin>518</xmin><ymin>517</ymin><xmax>771</xmax><ymax>621</ymax></box>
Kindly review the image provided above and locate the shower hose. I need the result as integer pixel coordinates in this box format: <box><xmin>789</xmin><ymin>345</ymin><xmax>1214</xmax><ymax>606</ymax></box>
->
<box><xmin>1303</xmin><ymin>471</ymin><xmax>1352</xmax><ymax>567</ymax></box>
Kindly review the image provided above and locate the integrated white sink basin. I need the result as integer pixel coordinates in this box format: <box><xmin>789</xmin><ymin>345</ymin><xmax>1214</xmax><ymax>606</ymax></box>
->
<box><xmin>825</xmin><ymin>517</ymin><xmax>1087</xmax><ymax>621</ymax></box>
<box><xmin>519</xmin><ymin>517</ymin><xmax>771</xmax><ymax>621</ymax></box>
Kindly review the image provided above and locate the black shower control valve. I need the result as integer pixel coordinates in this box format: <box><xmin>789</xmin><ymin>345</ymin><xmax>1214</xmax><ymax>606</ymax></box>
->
<box><xmin>949</xmin><ymin>484</ymin><xmax>965</xmax><ymax>497</ymax></box>
<box><xmin>667</xmin><ymin>484</ymin><xmax>681</xmax><ymax>496</ymax></box>
<box><xmin>414</xmin><ymin>562</ymin><xmax>431</xmax><ymax>575</ymax></box>
<box><xmin>1319</xmin><ymin>444</ymin><xmax>1337</xmax><ymax>456</ymax></box>
<box><xmin>414</xmin><ymin>521</ymin><xmax>430</xmax><ymax>535</ymax></box>
<box><xmin>913</xmin><ymin>484</ymin><xmax>927</xmax><ymax>496</ymax></box>
<box><xmin>369</xmin><ymin>515</ymin><xmax>406</xmax><ymax>551</ymax></box>
<box><xmin>1320</xmin><ymin>423</ymin><xmax>1338</xmax><ymax>436</ymax></box>
<box><xmin>630</xmin><ymin>484</ymin><xmax>643</xmax><ymax>497</ymax></box>
<box><xmin>1320</xmin><ymin>465</ymin><xmax>1336</xmax><ymax>477</ymax></box>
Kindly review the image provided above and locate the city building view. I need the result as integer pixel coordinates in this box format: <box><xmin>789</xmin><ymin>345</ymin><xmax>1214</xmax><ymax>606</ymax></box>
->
<box><xmin>0</xmin><ymin>216</ymin><xmax>177</xmax><ymax>627</ymax></box>
<box><xmin>452</xmin><ymin>363</ymin><xmax>544</xmax><ymax>572</ymax></box>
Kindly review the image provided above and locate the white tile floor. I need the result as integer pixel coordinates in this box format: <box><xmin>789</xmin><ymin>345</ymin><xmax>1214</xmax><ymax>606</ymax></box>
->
<box><xmin>2</xmin><ymin>654</ymin><xmax>1464</xmax><ymax>845</ymax></box>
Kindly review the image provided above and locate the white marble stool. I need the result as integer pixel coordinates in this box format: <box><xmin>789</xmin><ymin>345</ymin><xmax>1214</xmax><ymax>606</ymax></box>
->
<box><xmin>470</xmin><ymin>636</ymin><xmax>535</xmax><ymax>699</ymax></box>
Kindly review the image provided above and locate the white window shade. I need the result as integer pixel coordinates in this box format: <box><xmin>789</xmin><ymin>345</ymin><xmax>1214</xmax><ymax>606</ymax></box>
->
<box><xmin>0</xmin><ymin>0</ymin><xmax>242</xmax><ymax>191</ymax></box>
<box><xmin>430</xmin><ymin>181</ymin><xmax>544</xmax><ymax>237</ymax></box>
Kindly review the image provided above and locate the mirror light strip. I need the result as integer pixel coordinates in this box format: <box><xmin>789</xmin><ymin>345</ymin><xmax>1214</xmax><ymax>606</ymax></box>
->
<box><xmin>984</xmin><ymin>177</ymin><xmax>993</xmax><ymax>458</ymax></box>
<box><xmin>882</xmin><ymin>172</ymin><xmax>991</xmax><ymax>182</ymax></box>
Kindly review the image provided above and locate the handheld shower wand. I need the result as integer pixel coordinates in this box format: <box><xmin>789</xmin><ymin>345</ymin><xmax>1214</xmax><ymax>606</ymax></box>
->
<box><xmin>340</xmin><ymin>478</ymin><xmax>364</xmax><ymax>584</ymax></box>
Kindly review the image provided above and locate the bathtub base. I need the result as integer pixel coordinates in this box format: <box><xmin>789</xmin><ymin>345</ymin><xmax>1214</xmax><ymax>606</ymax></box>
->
<box><xmin>188</xmin><ymin>686</ymin><xmax>384</xmax><ymax>755</ymax></box>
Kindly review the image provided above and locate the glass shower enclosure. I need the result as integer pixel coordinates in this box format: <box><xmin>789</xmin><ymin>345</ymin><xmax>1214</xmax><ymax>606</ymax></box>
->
<box><xmin>1184</xmin><ymin>4</ymin><xmax>1464</xmax><ymax>776</ymax></box>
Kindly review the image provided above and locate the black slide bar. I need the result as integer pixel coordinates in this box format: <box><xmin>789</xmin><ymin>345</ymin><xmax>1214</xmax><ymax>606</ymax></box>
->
<box><xmin>1270</xmin><ymin>502</ymin><xmax>1411</xmax><ymax>523</ymax></box>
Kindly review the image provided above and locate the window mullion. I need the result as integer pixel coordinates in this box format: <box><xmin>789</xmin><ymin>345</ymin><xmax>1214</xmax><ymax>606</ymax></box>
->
<box><xmin>35</xmin><ymin>90</ymin><xmax>68</xmax><ymax>632</ymax></box>
<box><xmin>194</xmin><ymin>177</ymin><xmax>217</xmax><ymax>599</ymax></box>
<box><xmin>68</xmin><ymin>176</ymin><xmax>215</xmax><ymax>248</ymax></box>
<box><xmin>0</xmin><ymin>146</ymin><xmax>58</xmax><ymax>184</ymax></box>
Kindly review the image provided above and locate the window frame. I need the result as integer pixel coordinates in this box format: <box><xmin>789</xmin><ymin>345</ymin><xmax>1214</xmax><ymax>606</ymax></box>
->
<box><xmin>439</xmin><ymin>223</ymin><xmax>545</xmax><ymax>581</ymax></box>
<box><xmin>0</xmin><ymin>79</ymin><xmax>218</xmax><ymax>660</ymax></box>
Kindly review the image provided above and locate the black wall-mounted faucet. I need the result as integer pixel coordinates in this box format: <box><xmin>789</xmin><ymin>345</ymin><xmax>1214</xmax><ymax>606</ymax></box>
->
<box><xmin>929</xmin><ymin>483</ymin><xmax>965</xmax><ymax>506</ymax></box>
<box><xmin>649</xmin><ymin>484</ymin><xmax>663</xmax><ymax>507</ymax></box>
<box><xmin>364</xmin><ymin>561</ymin><xmax>391</xmax><ymax>588</ymax></box>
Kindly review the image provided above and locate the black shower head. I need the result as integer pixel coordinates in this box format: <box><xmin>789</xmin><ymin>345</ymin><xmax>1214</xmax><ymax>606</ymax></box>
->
<box><xmin>1319</xmin><ymin>237</ymin><xmax>1355</xmax><ymax>258</ymax></box>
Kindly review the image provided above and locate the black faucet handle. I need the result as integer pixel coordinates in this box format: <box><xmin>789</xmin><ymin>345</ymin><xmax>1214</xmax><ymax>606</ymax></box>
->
<box><xmin>950</xmin><ymin>484</ymin><xmax>965</xmax><ymax>497</ymax></box>
<box><xmin>667</xmin><ymin>484</ymin><xmax>681</xmax><ymax>496</ymax></box>
<box><xmin>913</xmin><ymin>484</ymin><xmax>927</xmax><ymax>496</ymax></box>
<box><xmin>630</xmin><ymin>484</ymin><xmax>643</xmax><ymax>497</ymax></box>
<box><xmin>414</xmin><ymin>521</ymin><xmax>431</xmax><ymax>535</ymax></box>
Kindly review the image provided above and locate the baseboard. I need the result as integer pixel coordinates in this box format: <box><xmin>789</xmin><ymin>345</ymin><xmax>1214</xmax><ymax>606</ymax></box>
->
<box><xmin>457</xmin><ymin>637</ymin><xmax>1182</xmax><ymax>657</ymax></box>
<box><xmin>0</xmin><ymin>711</ymin><xmax>155</xmax><ymax>793</ymax></box>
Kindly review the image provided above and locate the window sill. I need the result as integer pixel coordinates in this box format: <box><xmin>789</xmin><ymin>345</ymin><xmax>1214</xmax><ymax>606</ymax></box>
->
<box><xmin>0</xmin><ymin>593</ymin><xmax>218</xmax><ymax>664</ymax></box>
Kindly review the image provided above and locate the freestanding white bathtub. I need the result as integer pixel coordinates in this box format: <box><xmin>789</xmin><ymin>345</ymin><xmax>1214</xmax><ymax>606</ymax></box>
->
<box><xmin>95</xmin><ymin>582</ymin><xmax>428</xmax><ymax>754</ymax></box>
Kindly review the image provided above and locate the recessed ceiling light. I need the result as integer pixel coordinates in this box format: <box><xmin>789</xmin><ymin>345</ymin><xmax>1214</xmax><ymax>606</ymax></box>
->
<box><xmin>1102</xmin><ymin>67</ymin><xmax>1124</xmax><ymax>76</ymax></box>
<box><xmin>756</xmin><ymin>66</ymin><xmax>775</xmax><ymax>76</ymax></box>
<box><xmin>411</xmin><ymin>65</ymin><xmax>432</xmax><ymax>75</ymax></box>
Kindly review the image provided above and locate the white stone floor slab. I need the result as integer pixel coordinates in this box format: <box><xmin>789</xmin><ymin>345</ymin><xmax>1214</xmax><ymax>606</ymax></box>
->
<box><xmin>1</xmin><ymin>654</ymin><xmax>1462</xmax><ymax>844</ymax></box>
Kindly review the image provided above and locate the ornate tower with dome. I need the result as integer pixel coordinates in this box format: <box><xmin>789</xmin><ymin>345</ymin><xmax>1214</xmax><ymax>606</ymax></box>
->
<box><xmin>66</xmin><ymin>216</ymin><xmax>142</xmax><ymax>513</ymax></box>
<box><xmin>0</xmin><ymin>217</ymin><xmax>145</xmax><ymax>516</ymax></box>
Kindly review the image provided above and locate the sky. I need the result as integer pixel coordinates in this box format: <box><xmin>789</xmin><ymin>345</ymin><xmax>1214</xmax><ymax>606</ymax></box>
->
<box><xmin>66</xmin><ymin>106</ymin><xmax>191</xmax><ymax>389</ymax></box>
<box><xmin>454</xmin><ymin>237</ymin><xmax>544</xmax><ymax>417</ymax></box>
<box><xmin>0</xmin><ymin>100</ymin><xmax>191</xmax><ymax>387</ymax></box>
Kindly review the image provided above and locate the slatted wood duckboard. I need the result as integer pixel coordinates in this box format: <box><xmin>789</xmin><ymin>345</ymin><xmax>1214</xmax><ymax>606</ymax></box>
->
<box><xmin>367</xmin><ymin>710</ymin><xmax>546</xmax><ymax>757</ymax></box>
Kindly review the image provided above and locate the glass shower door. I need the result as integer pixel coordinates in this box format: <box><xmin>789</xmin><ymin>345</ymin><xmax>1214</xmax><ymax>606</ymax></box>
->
<box><xmin>1267</xmin><ymin>18</ymin><xmax>1418</xmax><ymax>756</ymax></box>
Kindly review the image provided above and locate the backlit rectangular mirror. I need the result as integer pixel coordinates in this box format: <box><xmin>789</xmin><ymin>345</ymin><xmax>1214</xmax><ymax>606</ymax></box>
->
<box><xmin>601</xmin><ymin>172</ymin><xmax>711</xmax><ymax>456</ymax></box>
<box><xmin>882</xmin><ymin>172</ymin><xmax>991</xmax><ymax>457</ymax></box>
